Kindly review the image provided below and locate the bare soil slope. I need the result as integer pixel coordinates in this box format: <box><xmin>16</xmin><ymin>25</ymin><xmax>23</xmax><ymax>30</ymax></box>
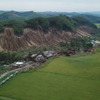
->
<box><xmin>0</xmin><ymin>26</ymin><xmax>93</xmax><ymax>51</ymax></box>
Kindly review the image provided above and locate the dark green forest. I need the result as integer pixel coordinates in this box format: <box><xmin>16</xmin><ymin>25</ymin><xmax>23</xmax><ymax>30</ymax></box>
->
<box><xmin>0</xmin><ymin>15</ymin><xmax>97</xmax><ymax>35</ymax></box>
<box><xmin>0</xmin><ymin>51</ymin><xmax>22</xmax><ymax>64</ymax></box>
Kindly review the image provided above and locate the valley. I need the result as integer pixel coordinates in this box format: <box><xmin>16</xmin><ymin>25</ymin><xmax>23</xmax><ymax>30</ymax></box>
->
<box><xmin>0</xmin><ymin>50</ymin><xmax>100</xmax><ymax>100</ymax></box>
<box><xmin>0</xmin><ymin>9</ymin><xmax>100</xmax><ymax>100</ymax></box>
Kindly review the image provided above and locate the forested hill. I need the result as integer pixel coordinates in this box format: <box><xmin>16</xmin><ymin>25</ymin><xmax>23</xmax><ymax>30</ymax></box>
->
<box><xmin>0</xmin><ymin>15</ymin><xmax>98</xmax><ymax>51</ymax></box>
<box><xmin>0</xmin><ymin>11</ymin><xmax>100</xmax><ymax>23</ymax></box>
<box><xmin>74</xmin><ymin>15</ymin><xmax>100</xmax><ymax>23</ymax></box>
<box><xmin>0</xmin><ymin>15</ymin><xmax>97</xmax><ymax>36</ymax></box>
<box><xmin>0</xmin><ymin>11</ymin><xmax>42</xmax><ymax>21</ymax></box>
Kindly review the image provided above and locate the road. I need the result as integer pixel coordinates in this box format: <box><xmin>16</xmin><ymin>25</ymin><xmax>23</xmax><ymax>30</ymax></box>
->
<box><xmin>0</xmin><ymin>64</ymin><xmax>34</xmax><ymax>79</ymax></box>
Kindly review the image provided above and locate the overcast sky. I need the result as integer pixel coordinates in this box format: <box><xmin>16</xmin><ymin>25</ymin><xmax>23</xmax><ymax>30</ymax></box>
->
<box><xmin>0</xmin><ymin>0</ymin><xmax>100</xmax><ymax>12</ymax></box>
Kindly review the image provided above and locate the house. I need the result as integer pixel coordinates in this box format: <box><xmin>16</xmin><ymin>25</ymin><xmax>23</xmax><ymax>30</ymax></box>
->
<box><xmin>91</xmin><ymin>40</ymin><xmax>100</xmax><ymax>47</ymax></box>
<box><xmin>87</xmin><ymin>48</ymin><xmax>96</xmax><ymax>52</ymax></box>
<box><xmin>30</xmin><ymin>54</ymin><xmax>38</xmax><ymax>62</ymax></box>
<box><xmin>12</xmin><ymin>61</ymin><xmax>25</xmax><ymax>67</ymax></box>
<box><xmin>95</xmin><ymin>40</ymin><xmax>100</xmax><ymax>44</ymax></box>
<box><xmin>35</xmin><ymin>55</ymin><xmax>46</xmax><ymax>63</ymax></box>
<box><xmin>58</xmin><ymin>49</ymin><xmax>76</xmax><ymax>56</ymax></box>
<box><xmin>43</xmin><ymin>51</ymin><xmax>55</xmax><ymax>58</ymax></box>
<box><xmin>31</xmin><ymin>54</ymin><xmax>37</xmax><ymax>58</ymax></box>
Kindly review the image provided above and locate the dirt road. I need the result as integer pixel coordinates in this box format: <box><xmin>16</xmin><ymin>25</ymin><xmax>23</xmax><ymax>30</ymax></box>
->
<box><xmin>0</xmin><ymin>64</ymin><xmax>34</xmax><ymax>79</ymax></box>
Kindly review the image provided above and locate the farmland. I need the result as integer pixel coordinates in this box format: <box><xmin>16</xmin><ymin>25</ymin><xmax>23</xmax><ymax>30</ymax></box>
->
<box><xmin>0</xmin><ymin>51</ymin><xmax>100</xmax><ymax>100</ymax></box>
<box><xmin>95</xmin><ymin>23</ymin><xmax>100</xmax><ymax>28</ymax></box>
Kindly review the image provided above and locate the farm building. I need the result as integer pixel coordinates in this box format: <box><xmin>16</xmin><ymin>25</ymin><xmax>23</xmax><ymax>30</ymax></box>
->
<box><xmin>12</xmin><ymin>62</ymin><xmax>25</xmax><ymax>67</ymax></box>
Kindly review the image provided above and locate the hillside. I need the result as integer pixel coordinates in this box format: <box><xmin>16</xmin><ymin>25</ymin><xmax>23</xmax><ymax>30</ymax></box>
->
<box><xmin>75</xmin><ymin>14</ymin><xmax>100</xmax><ymax>23</ymax></box>
<box><xmin>0</xmin><ymin>52</ymin><xmax>100</xmax><ymax>100</ymax></box>
<box><xmin>0</xmin><ymin>15</ymin><xmax>98</xmax><ymax>51</ymax></box>
<box><xmin>0</xmin><ymin>11</ymin><xmax>42</xmax><ymax>21</ymax></box>
<box><xmin>0</xmin><ymin>11</ymin><xmax>81</xmax><ymax>21</ymax></box>
<box><xmin>84</xmin><ymin>11</ymin><xmax>100</xmax><ymax>17</ymax></box>
<box><xmin>0</xmin><ymin>25</ymin><xmax>95</xmax><ymax>51</ymax></box>
<box><xmin>0</xmin><ymin>11</ymin><xmax>100</xmax><ymax>22</ymax></box>
<box><xmin>0</xmin><ymin>15</ymin><xmax>97</xmax><ymax>35</ymax></box>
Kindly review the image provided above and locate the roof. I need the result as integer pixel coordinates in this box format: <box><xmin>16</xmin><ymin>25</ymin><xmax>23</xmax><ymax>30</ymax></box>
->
<box><xmin>31</xmin><ymin>54</ymin><xmax>37</xmax><ymax>57</ymax></box>
<box><xmin>16</xmin><ymin>62</ymin><xmax>24</xmax><ymax>65</ymax></box>
<box><xmin>95</xmin><ymin>41</ymin><xmax>100</xmax><ymax>44</ymax></box>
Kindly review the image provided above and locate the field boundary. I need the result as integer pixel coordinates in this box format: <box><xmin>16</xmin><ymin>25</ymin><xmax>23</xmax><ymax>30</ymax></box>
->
<box><xmin>36</xmin><ymin>70</ymin><xmax>100</xmax><ymax>81</ymax></box>
<box><xmin>0</xmin><ymin>96</ymin><xmax>16</xmax><ymax>100</ymax></box>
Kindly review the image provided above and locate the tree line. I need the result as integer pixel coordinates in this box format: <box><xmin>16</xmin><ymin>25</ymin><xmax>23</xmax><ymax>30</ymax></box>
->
<box><xmin>59</xmin><ymin>37</ymin><xmax>93</xmax><ymax>50</ymax></box>
<box><xmin>0</xmin><ymin>51</ymin><xmax>22</xmax><ymax>64</ymax></box>
<box><xmin>0</xmin><ymin>15</ymin><xmax>97</xmax><ymax>35</ymax></box>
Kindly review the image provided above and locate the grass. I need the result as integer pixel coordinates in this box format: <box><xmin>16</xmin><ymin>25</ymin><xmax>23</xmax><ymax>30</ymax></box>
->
<box><xmin>0</xmin><ymin>51</ymin><xmax>100</xmax><ymax>100</ymax></box>
<box><xmin>0</xmin><ymin>72</ymin><xmax>15</xmax><ymax>83</ymax></box>
<box><xmin>95</xmin><ymin>23</ymin><xmax>100</xmax><ymax>28</ymax></box>
<box><xmin>0</xmin><ymin>96</ymin><xmax>15</xmax><ymax>100</ymax></box>
<box><xmin>0</xmin><ymin>70</ymin><xmax>6</xmax><ymax>75</ymax></box>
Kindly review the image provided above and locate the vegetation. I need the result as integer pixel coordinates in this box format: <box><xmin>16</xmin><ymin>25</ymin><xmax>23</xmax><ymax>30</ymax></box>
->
<box><xmin>91</xmin><ymin>28</ymin><xmax>100</xmax><ymax>37</ymax></box>
<box><xmin>13</xmin><ymin>37</ymin><xmax>94</xmax><ymax>61</ymax></box>
<box><xmin>0</xmin><ymin>96</ymin><xmax>15</xmax><ymax>100</ymax></box>
<box><xmin>0</xmin><ymin>72</ymin><xmax>14</xmax><ymax>83</ymax></box>
<box><xmin>0</xmin><ymin>50</ymin><xmax>100</xmax><ymax>100</ymax></box>
<box><xmin>0</xmin><ymin>66</ymin><xmax>9</xmax><ymax>74</ymax></box>
<box><xmin>0</xmin><ymin>20</ymin><xmax>26</xmax><ymax>36</ymax></box>
<box><xmin>0</xmin><ymin>11</ymin><xmax>100</xmax><ymax>23</ymax></box>
<box><xmin>95</xmin><ymin>23</ymin><xmax>100</xmax><ymax>28</ymax></box>
<box><xmin>59</xmin><ymin>37</ymin><xmax>93</xmax><ymax>50</ymax></box>
<box><xmin>77</xmin><ymin>15</ymin><xmax>100</xmax><ymax>23</ymax></box>
<box><xmin>0</xmin><ymin>70</ymin><xmax>6</xmax><ymax>75</ymax></box>
<box><xmin>0</xmin><ymin>11</ymin><xmax>42</xmax><ymax>21</ymax></box>
<box><xmin>0</xmin><ymin>37</ymin><xmax>95</xmax><ymax>65</ymax></box>
<box><xmin>0</xmin><ymin>15</ymin><xmax>97</xmax><ymax>35</ymax></box>
<box><xmin>0</xmin><ymin>51</ymin><xmax>22</xmax><ymax>65</ymax></box>
<box><xmin>73</xmin><ymin>16</ymin><xmax>97</xmax><ymax>28</ymax></box>
<box><xmin>16</xmin><ymin>46</ymin><xmax>52</xmax><ymax>58</ymax></box>
<box><xmin>25</xmin><ymin>15</ymin><xmax>78</xmax><ymax>32</ymax></box>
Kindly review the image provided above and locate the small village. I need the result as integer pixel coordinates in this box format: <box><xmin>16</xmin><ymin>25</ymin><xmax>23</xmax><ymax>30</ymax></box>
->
<box><xmin>0</xmin><ymin>40</ymin><xmax>99</xmax><ymax>86</ymax></box>
<box><xmin>0</xmin><ymin>1</ymin><xmax>100</xmax><ymax>100</ymax></box>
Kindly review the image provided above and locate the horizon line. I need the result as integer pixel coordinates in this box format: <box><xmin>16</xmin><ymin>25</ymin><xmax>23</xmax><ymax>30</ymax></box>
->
<box><xmin>0</xmin><ymin>10</ymin><xmax>100</xmax><ymax>13</ymax></box>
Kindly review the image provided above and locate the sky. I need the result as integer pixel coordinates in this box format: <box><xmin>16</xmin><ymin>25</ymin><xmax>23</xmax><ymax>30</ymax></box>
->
<box><xmin>0</xmin><ymin>0</ymin><xmax>100</xmax><ymax>12</ymax></box>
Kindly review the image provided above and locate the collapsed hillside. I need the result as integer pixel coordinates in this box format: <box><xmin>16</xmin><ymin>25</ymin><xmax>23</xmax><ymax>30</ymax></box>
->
<box><xmin>0</xmin><ymin>15</ymin><xmax>98</xmax><ymax>51</ymax></box>
<box><xmin>0</xmin><ymin>26</ymin><xmax>94</xmax><ymax>51</ymax></box>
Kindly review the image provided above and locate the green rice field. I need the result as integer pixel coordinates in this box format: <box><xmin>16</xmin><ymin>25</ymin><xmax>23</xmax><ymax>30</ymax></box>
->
<box><xmin>0</xmin><ymin>51</ymin><xmax>100</xmax><ymax>100</ymax></box>
<box><xmin>95</xmin><ymin>23</ymin><xmax>100</xmax><ymax>28</ymax></box>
